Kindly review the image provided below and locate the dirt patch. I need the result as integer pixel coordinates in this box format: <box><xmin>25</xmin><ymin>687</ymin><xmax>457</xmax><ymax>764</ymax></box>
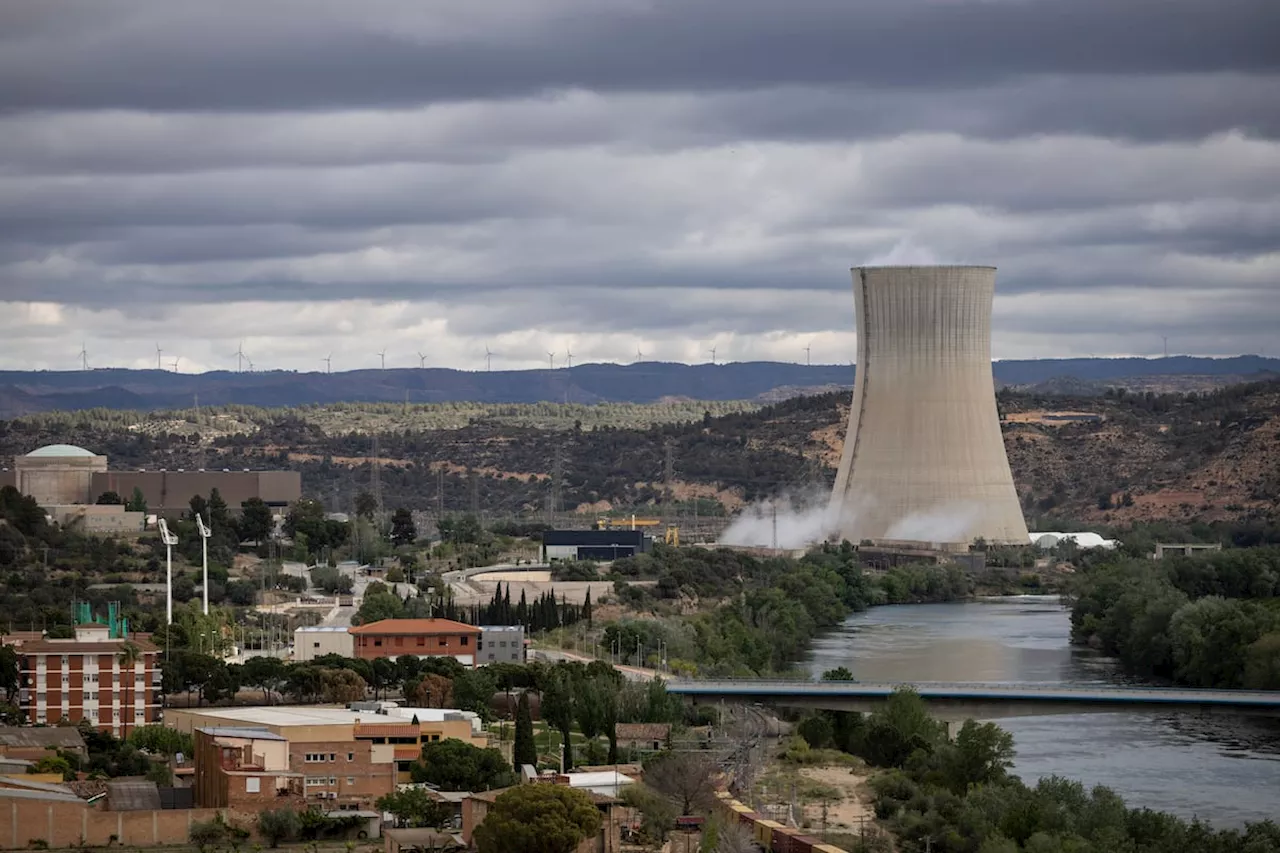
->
<box><xmin>797</xmin><ymin>765</ymin><xmax>876</xmax><ymax>832</ymax></box>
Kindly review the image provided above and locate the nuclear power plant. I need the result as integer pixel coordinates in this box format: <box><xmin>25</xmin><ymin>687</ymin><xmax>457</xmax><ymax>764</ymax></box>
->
<box><xmin>829</xmin><ymin>265</ymin><xmax>1029</xmax><ymax>547</ymax></box>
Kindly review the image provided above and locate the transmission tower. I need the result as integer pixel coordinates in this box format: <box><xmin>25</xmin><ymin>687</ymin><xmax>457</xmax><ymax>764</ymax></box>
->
<box><xmin>371</xmin><ymin>434</ymin><xmax>383</xmax><ymax>527</ymax></box>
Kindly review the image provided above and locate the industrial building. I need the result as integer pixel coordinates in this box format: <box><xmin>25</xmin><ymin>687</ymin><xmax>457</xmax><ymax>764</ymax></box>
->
<box><xmin>292</xmin><ymin>625</ymin><xmax>355</xmax><ymax>661</ymax></box>
<box><xmin>10</xmin><ymin>609</ymin><xmax>160</xmax><ymax>736</ymax></box>
<box><xmin>542</xmin><ymin>529</ymin><xmax>651</xmax><ymax>561</ymax></box>
<box><xmin>168</xmin><ymin>705</ymin><xmax>487</xmax><ymax>810</ymax></box>
<box><xmin>829</xmin><ymin>266</ymin><xmax>1030</xmax><ymax>546</ymax></box>
<box><xmin>0</xmin><ymin>443</ymin><xmax>301</xmax><ymax>525</ymax></box>
<box><xmin>350</xmin><ymin>618</ymin><xmax>482</xmax><ymax>666</ymax></box>
<box><xmin>478</xmin><ymin>625</ymin><xmax>527</xmax><ymax>664</ymax></box>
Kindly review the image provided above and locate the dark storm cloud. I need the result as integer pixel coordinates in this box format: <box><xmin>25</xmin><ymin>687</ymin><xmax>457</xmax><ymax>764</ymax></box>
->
<box><xmin>1</xmin><ymin>0</ymin><xmax>1276</xmax><ymax>112</ymax></box>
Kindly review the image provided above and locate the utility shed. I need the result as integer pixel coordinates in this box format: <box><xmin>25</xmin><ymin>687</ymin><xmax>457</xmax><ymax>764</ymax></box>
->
<box><xmin>542</xmin><ymin>530</ymin><xmax>650</xmax><ymax>561</ymax></box>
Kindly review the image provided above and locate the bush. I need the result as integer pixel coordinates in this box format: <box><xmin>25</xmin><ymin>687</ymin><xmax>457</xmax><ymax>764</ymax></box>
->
<box><xmin>257</xmin><ymin>808</ymin><xmax>301</xmax><ymax>847</ymax></box>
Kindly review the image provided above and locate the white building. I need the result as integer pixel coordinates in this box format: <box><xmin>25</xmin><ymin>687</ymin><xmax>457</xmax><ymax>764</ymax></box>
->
<box><xmin>478</xmin><ymin>626</ymin><xmax>526</xmax><ymax>665</ymax></box>
<box><xmin>292</xmin><ymin>626</ymin><xmax>354</xmax><ymax>661</ymax></box>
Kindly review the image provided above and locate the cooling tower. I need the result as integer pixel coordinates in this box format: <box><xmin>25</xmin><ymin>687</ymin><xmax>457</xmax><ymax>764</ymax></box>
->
<box><xmin>829</xmin><ymin>265</ymin><xmax>1029</xmax><ymax>546</ymax></box>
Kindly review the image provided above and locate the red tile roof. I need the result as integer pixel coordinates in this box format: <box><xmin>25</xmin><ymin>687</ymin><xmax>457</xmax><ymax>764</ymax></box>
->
<box><xmin>349</xmin><ymin>619</ymin><xmax>480</xmax><ymax>635</ymax></box>
<box><xmin>353</xmin><ymin>723</ymin><xmax>421</xmax><ymax>739</ymax></box>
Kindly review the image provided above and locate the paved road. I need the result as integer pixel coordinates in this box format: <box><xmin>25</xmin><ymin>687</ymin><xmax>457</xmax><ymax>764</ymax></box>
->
<box><xmin>665</xmin><ymin>680</ymin><xmax>1280</xmax><ymax>710</ymax></box>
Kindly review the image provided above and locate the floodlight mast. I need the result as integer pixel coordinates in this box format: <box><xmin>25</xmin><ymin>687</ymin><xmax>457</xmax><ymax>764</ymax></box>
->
<box><xmin>196</xmin><ymin>513</ymin><xmax>212</xmax><ymax>615</ymax></box>
<box><xmin>157</xmin><ymin>518</ymin><xmax>179</xmax><ymax>625</ymax></box>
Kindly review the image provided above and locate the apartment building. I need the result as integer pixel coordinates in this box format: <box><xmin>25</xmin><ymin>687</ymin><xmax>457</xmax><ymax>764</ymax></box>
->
<box><xmin>171</xmin><ymin>706</ymin><xmax>487</xmax><ymax>810</ymax></box>
<box><xmin>477</xmin><ymin>625</ymin><xmax>526</xmax><ymax>665</ymax></box>
<box><xmin>349</xmin><ymin>619</ymin><xmax>481</xmax><ymax>666</ymax></box>
<box><xmin>16</xmin><ymin>624</ymin><xmax>160</xmax><ymax>737</ymax></box>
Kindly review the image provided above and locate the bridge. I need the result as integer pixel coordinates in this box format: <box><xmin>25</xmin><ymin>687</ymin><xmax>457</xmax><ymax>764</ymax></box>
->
<box><xmin>665</xmin><ymin>680</ymin><xmax>1280</xmax><ymax>721</ymax></box>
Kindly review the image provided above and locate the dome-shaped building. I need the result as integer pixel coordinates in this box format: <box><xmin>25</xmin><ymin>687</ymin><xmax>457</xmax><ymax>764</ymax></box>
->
<box><xmin>13</xmin><ymin>443</ymin><xmax>108</xmax><ymax>506</ymax></box>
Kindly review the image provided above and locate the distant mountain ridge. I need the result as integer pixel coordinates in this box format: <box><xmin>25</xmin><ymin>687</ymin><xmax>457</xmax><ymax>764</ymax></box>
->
<box><xmin>0</xmin><ymin>356</ymin><xmax>1276</xmax><ymax>417</ymax></box>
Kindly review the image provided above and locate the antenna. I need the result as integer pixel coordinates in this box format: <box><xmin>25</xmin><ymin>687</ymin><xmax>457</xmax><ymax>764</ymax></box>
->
<box><xmin>170</xmin><ymin>357</ymin><xmax>180</xmax><ymax>373</ymax></box>
<box><xmin>155</xmin><ymin>343</ymin><xmax>163</xmax><ymax>371</ymax></box>
<box><xmin>78</xmin><ymin>342</ymin><xmax>89</xmax><ymax>372</ymax></box>
<box><xmin>805</xmin><ymin>344</ymin><xmax>811</xmax><ymax>367</ymax></box>
<box><xmin>235</xmin><ymin>341</ymin><xmax>246</xmax><ymax>373</ymax></box>
<box><xmin>484</xmin><ymin>346</ymin><xmax>493</xmax><ymax>372</ymax></box>
<box><xmin>195</xmin><ymin>514</ymin><xmax>212</xmax><ymax>615</ymax></box>
<box><xmin>322</xmin><ymin>354</ymin><xmax>332</xmax><ymax>374</ymax></box>
<box><xmin>377</xmin><ymin>349</ymin><xmax>387</xmax><ymax>370</ymax></box>
<box><xmin>547</xmin><ymin>351</ymin><xmax>556</xmax><ymax>371</ymax></box>
<box><xmin>417</xmin><ymin>351</ymin><xmax>427</xmax><ymax>369</ymax></box>
<box><xmin>708</xmin><ymin>346</ymin><xmax>717</xmax><ymax>366</ymax></box>
<box><xmin>157</xmin><ymin>518</ymin><xmax>179</xmax><ymax>625</ymax></box>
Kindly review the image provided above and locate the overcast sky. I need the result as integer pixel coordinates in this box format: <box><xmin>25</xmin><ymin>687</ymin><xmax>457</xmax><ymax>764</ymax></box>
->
<box><xmin>1</xmin><ymin>0</ymin><xmax>1277</xmax><ymax>373</ymax></box>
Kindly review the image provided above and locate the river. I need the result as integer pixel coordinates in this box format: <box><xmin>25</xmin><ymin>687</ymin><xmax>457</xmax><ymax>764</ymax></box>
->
<box><xmin>805</xmin><ymin>596</ymin><xmax>1280</xmax><ymax>828</ymax></box>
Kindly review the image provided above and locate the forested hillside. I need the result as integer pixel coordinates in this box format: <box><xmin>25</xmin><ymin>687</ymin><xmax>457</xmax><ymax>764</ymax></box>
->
<box><xmin>2</xmin><ymin>378</ymin><xmax>1278</xmax><ymax>528</ymax></box>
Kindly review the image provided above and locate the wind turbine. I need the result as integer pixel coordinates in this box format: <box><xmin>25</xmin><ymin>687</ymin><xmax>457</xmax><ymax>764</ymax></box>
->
<box><xmin>804</xmin><ymin>344</ymin><xmax>811</xmax><ymax>367</ymax></box>
<box><xmin>547</xmin><ymin>351</ymin><xmax>556</xmax><ymax>371</ymax></box>
<box><xmin>565</xmin><ymin>347</ymin><xmax>574</xmax><ymax>369</ymax></box>
<box><xmin>155</xmin><ymin>343</ymin><xmax>163</xmax><ymax>371</ymax></box>
<box><xmin>484</xmin><ymin>346</ymin><xmax>493</xmax><ymax>372</ymax></box>
<box><xmin>247</xmin><ymin>359</ymin><xmax>254</xmax><ymax>372</ymax></box>
<box><xmin>157</xmin><ymin>518</ymin><xmax>179</xmax><ymax>625</ymax></box>
<box><xmin>171</xmin><ymin>357</ymin><xmax>180</xmax><ymax>373</ymax></box>
<box><xmin>195</xmin><ymin>513</ymin><xmax>212</xmax><ymax>615</ymax></box>
<box><xmin>417</xmin><ymin>352</ymin><xmax>428</xmax><ymax>369</ymax></box>
<box><xmin>234</xmin><ymin>341</ymin><xmax>247</xmax><ymax>373</ymax></box>
<box><xmin>377</xmin><ymin>349</ymin><xmax>387</xmax><ymax>370</ymax></box>
<box><xmin>635</xmin><ymin>347</ymin><xmax>643</xmax><ymax>363</ymax></box>
<box><xmin>708</xmin><ymin>346</ymin><xmax>717</xmax><ymax>366</ymax></box>
<box><xmin>322</xmin><ymin>354</ymin><xmax>332</xmax><ymax>374</ymax></box>
<box><xmin>78</xmin><ymin>342</ymin><xmax>89</xmax><ymax>371</ymax></box>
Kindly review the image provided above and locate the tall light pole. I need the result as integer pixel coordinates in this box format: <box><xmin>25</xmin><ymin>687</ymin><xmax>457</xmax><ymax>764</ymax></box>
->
<box><xmin>157</xmin><ymin>518</ymin><xmax>179</xmax><ymax>625</ymax></box>
<box><xmin>196</xmin><ymin>512</ymin><xmax>212</xmax><ymax>615</ymax></box>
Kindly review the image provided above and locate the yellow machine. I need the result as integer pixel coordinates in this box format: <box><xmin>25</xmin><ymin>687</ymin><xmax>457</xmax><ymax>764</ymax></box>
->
<box><xmin>664</xmin><ymin>525</ymin><xmax>679</xmax><ymax>546</ymax></box>
<box><xmin>594</xmin><ymin>515</ymin><xmax>663</xmax><ymax>530</ymax></box>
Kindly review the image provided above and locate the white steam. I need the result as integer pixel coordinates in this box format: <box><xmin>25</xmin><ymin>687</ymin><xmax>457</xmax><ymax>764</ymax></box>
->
<box><xmin>882</xmin><ymin>504</ymin><xmax>981</xmax><ymax>543</ymax></box>
<box><xmin>718</xmin><ymin>490</ymin><xmax>835</xmax><ymax>549</ymax></box>
<box><xmin>864</xmin><ymin>237</ymin><xmax>939</xmax><ymax>266</ymax></box>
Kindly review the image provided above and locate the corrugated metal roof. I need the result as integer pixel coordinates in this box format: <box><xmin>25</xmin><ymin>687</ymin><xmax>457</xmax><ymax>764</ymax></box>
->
<box><xmin>198</xmin><ymin>726</ymin><xmax>287</xmax><ymax>741</ymax></box>
<box><xmin>106</xmin><ymin>779</ymin><xmax>162</xmax><ymax>811</ymax></box>
<box><xmin>0</xmin><ymin>787</ymin><xmax>84</xmax><ymax>803</ymax></box>
<box><xmin>0</xmin><ymin>726</ymin><xmax>87</xmax><ymax>751</ymax></box>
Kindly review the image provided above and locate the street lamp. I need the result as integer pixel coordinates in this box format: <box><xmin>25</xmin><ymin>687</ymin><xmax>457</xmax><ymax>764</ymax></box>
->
<box><xmin>157</xmin><ymin>518</ymin><xmax>179</xmax><ymax>625</ymax></box>
<box><xmin>196</xmin><ymin>512</ymin><xmax>212</xmax><ymax>615</ymax></box>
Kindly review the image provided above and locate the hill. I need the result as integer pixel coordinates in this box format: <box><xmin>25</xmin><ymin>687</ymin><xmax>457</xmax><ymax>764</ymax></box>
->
<box><xmin>0</xmin><ymin>356</ymin><xmax>1276</xmax><ymax>417</ymax></box>
<box><xmin>2</xmin><ymin>378</ymin><xmax>1277</xmax><ymax>531</ymax></box>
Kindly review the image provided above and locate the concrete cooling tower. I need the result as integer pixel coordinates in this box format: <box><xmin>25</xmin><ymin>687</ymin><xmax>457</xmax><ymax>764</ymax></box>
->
<box><xmin>829</xmin><ymin>265</ymin><xmax>1029</xmax><ymax>546</ymax></box>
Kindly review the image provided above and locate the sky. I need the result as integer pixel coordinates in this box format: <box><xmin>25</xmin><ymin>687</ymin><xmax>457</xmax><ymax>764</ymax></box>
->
<box><xmin>1</xmin><ymin>0</ymin><xmax>1277</xmax><ymax>373</ymax></box>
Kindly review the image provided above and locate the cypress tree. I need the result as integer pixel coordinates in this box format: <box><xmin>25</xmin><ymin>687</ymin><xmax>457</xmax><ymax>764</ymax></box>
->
<box><xmin>583</xmin><ymin>588</ymin><xmax>593</xmax><ymax>628</ymax></box>
<box><xmin>513</xmin><ymin>691</ymin><xmax>537</xmax><ymax>771</ymax></box>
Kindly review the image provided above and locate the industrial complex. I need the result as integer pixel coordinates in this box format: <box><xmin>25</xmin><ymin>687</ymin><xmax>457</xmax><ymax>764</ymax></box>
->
<box><xmin>828</xmin><ymin>266</ymin><xmax>1030</xmax><ymax>547</ymax></box>
<box><xmin>0</xmin><ymin>443</ymin><xmax>301</xmax><ymax>531</ymax></box>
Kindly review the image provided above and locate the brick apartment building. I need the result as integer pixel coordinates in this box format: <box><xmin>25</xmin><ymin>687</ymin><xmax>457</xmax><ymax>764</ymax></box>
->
<box><xmin>350</xmin><ymin>619</ymin><xmax>482</xmax><ymax>666</ymax></box>
<box><xmin>14</xmin><ymin>624</ymin><xmax>160</xmax><ymax>736</ymax></box>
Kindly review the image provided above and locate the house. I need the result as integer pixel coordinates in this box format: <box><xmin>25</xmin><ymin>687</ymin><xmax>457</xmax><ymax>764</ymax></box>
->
<box><xmin>0</xmin><ymin>726</ymin><xmax>87</xmax><ymax>762</ymax></box>
<box><xmin>384</xmin><ymin>827</ymin><xmax>464</xmax><ymax>853</ymax></box>
<box><xmin>350</xmin><ymin>619</ymin><xmax>482</xmax><ymax>667</ymax></box>
<box><xmin>614</xmin><ymin>723</ymin><xmax>671</xmax><ymax>753</ymax></box>
<box><xmin>192</xmin><ymin>727</ymin><xmax>303</xmax><ymax>810</ymax></box>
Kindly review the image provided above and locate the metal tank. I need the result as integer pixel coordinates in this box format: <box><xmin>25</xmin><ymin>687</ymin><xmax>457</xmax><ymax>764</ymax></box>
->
<box><xmin>829</xmin><ymin>265</ymin><xmax>1029</xmax><ymax>546</ymax></box>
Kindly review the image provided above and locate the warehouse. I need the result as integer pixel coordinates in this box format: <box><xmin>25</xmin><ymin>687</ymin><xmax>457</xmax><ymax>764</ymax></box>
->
<box><xmin>542</xmin><ymin>529</ymin><xmax>651</xmax><ymax>562</ymax></box>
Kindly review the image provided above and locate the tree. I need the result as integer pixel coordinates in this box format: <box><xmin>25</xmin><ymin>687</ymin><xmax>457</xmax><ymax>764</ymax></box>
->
<box><xmin>822</xmin><ymin>666</ymin><xmax>856</xmax><ymax>681</ymax></box>
<box><xmin>319</xmin><ymin>668</ymin><xmax>368</xmax><ymax>704</ymax></box>
<box><xmin>355</xmin><ymin>491</ymin><xmax>378</xmax><ymax>520</ymax></box>
<box><xmin>207</xmin><ymin>488</ymin><xmax>231</xmax><ymax>530</ymax></box>
<box><xmin>514</xmin><ymin>691</ymin><xmax>537</xmax><ymax>770</ymax></box>
<box><xmin>128</xmin><ymin>725</ymin><xmax>193</xmax><ymax>757</ymax></box>
<box><xmin>125</xmin><ymin>486</ymin><xmax>148</xmax><ymax>514</ymax></box>
<box><xmin>409</xmin><ymin>673</ymin><xmax>454</xmax><ymax>708</ymax></box>
<box><xmin>375</xmin><ymin>787</ymin><xmax>455</xmax><ymax>828</ymax></box>
<box><xmin>0</xmin><ymin>645</ymin><xmax>18</xmax><ymax>704</ymax></box>
<box><xmin>473</xmin><ymin>785</ymin><xmax>602</xmax><ymax>853</ymax></box>
<box><xmin>644</xmin><ymin>752</ymin><xmax>720</xmax><ymax>816</ymax></box>
<box><xmin>242</xmin><ymin>655</ymin><xmax>288</xmax><ymax>704</ymax></box>
<box><xmin>1245</xmin><ymin>632</ymin><xmax>1280</xmax><ymax>690</ymax></box>
<box><xmin>390</xmin><ymin>508</ymin><xmax>417</xmax><ymax>547</ymax></box>
<box><xmin>240</xmin><ymin>497</ymin><xmax>273</xmax><ymax>545</ymax></box>
<box><xmin>583</xmin><ymin>588</ymin><xmax>593</xmax><ymax>628</ymax></box>
<box><xmin>411</xmin><ymin>739</ymin><xmax>514</xmax><ymax>792</ymax></box>
<box><xmin>941</xmin><ymin>719</ymin><xmax>1016</xmax><ymax>793</ymax></box>
<box><xmin>541</xmin><ymin>669</ymin><xmax>576</xmax><ymax>771</ymax></box>
<box><xmin>257</xmin><ymin>808</ymin><xmax>301</xmax><ymax>847</ymax></box>
<box><xmin>96</xmin><ymin>491</ymin><xmax>124</xmax><ymax>505</ymax></box>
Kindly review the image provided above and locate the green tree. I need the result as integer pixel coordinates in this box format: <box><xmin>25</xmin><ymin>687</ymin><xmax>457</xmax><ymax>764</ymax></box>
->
<box><xmin>128</xmin><ymin>725</ymin><xmax>194</xmax><ymax>757</ymax></box>
<box><xmin>125</xmin><ymin>486</ymin><xmax>148</xmax><ymax>514</ymax></box>
<box><xmin>1245</xmin><ymin>632</ymin><xmax>1280</xmax><ymax>689</ymax></box>
<box><xmin>411</xmin><ymin>739</ymin><xmax>514</xmax><ymax>792</ymax></box>
<box><xmin>355</xmin><ymin>491</ymin><xmax>378</xmax><ymax>520</ymax></box>
<box><xmin>541</xmin><ymin>669</ymin><xmax>576</xmax><ymax>771</ymax></box>
<box><xmin>941</xmin><ymin>720</ymin><xmax>1016</xmax><ymax>793</ymax></box>
<box><xmin>860</xmin><ymin>687</ymin><xmax>945</xmax><ymax>768</ymax></box>
<box><xmin>240</xmin><ymin>497</ymin><xmax>273</xmax><ymax>545</ymax></box>
<box><xmin>354</xmin><ymin>590</ymin><xmax>404</xmax><ymax>624</ymax></box>
<box><xmin>822</xmin><ymin>666</ymin><xmax>855</xmax><ymax>681</ymax></box>
<box><xmin>242</xmin><ymin>656</ymin><xmax>288</xmax><ymax>704</ymax></box>
<box><xmin>0</xmin><ymin>645</ymin><xmax>19</xmax><ymax>703</ymax></box>
<box><xmin>390</xmin><ymin>508</ymin><xmax>417</xmax><ymax>547</ymax></box>
<box><xmin>514</xmin><ymin>691</ymin><xmax>537</xmax><ymax>770</ymax></box>
<box><xmin>473</xmin><ymin>785</ymin><xmax>602</xmax><ymax>853</ymax></box>
<box><xmin>96</xmin><ymin>491</ymin><xmax>124</xmax><ymax>505</ymax></box>
<box><xmin>257</xmin><ymin>808</ymin><xmax>301</xmax><ymax>847</ymax></box>
<box><xmin>207</xmin><ymin>488</ymin><xmax>231</xmax><ymax>530</ymax></box>
<box><xmin>375</xmin><ymin>787</ymin><xmax>455</xmax><ymax>828</ymax></box>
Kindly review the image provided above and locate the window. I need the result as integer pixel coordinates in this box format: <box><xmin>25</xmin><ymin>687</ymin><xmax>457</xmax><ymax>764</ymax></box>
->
<box><xmin>61</xmin><ymin>675</ymin><xmax>69</xmax><ymax>685</ymax></box>
<box><xmin>438</xmin><ymin>637</ymin><xmax>447</xmax><ymax>647</ymax></box>
<box><xmin>329</xmin><ymin>777</ymin><xmax>336</xmax><ymax>786</ymax></box>
<box><xmin>305</xmin><ymin>753</ymin><xmax>325</xmax><ymax>763</ymax></box>
<box><xmin>245</xmin><ymin>777</ymin><xmax>261</xmax><ymax>794</ymax></box>
<box><xmin>395</xmin><ymin>637</ymin><xmax>404</xmax><ymax>647</ymax></box>
<box><xmin>329</xmin><ymin>753</ymin><xmax>335</xmax><ymax>761</ymax></box>
<box><xmin>499</xmin><ymin>641</ymin><xmax>507</xmax><ymax>648</ymax></box>
<box><xmin>416</xmin><ymin>637</ymin><xmax>425</xmax><ymax>647</ymax></box>
<box><xmin>346</xmin><ymin>777</ymin><xmax>355</xmax><ymax>786</ymax></box>
<box><xmin>61</xmin><ymin>655</ymin><xmax>69</xmax><ymax>666</ymax></box>
<box><xmin>430</xmin><ymin>734</ymin><xmax>440</xmax><ymax>742</ymax></box>
<box><xmin>373</xmin><ymin>639</ymin><xmax>382</xmax><ymax>647</ymax></box>
<box><xmin>314</xmin><ymin>642</ymin><xmax>320</xmax><ymax>649</ymax></box>
<box><xmin>460</xmin><ymin>636</ymin><xmax>469</xmax><ymax>647</ymax></box>
<box><xmin>347</xmin><ymin>752</ymin><xmax>354</xmax><ymax>761</ymax></box>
